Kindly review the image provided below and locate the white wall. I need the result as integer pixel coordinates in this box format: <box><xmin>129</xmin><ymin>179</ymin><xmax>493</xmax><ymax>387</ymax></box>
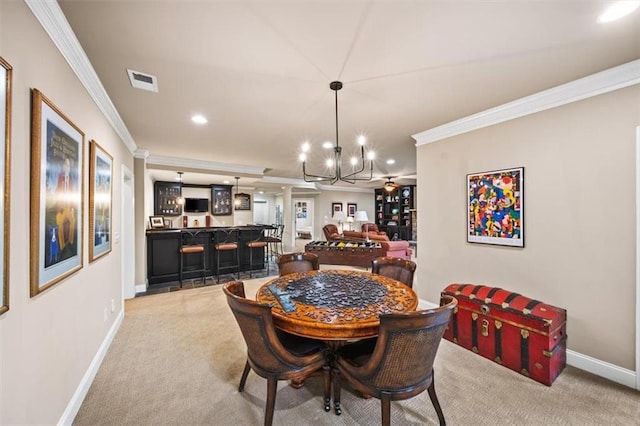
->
<box><xmin>0</xmin><ymin>2</ymin><xmax>134</xmax><ymax>423</ymax></box>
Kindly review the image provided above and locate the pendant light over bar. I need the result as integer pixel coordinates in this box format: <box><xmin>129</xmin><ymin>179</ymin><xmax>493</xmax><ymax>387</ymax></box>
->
<box><xmin>300</xmin><ymin>81</ymin><xmax>375</xmax><ymax>184</ymax></box>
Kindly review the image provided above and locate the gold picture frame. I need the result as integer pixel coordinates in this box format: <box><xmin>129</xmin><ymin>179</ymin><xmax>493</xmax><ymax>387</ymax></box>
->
<box><xmin>0</xmin><ymin>57</ymin><xmax>12</xmax><ymax>314</ymax></box>
<box><xmin>30</xmin><ymin>89</ymin><xmax>85</xmax><ymax>297</ymax></box>
<box><xmin>89</xmin><ymin>140</ymin><xmax>113</xmax><ymax>262</ymax></box>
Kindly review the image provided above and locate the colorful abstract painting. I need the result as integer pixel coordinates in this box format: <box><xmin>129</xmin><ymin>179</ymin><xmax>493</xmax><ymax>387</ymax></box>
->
<box><xmin>467</xmin><ymin>167</ymin><xmax>524</xmax><ymax>247</ymax></box>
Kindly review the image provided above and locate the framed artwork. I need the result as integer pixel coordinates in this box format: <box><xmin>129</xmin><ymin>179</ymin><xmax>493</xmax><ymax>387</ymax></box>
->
<box><xmin>332</xmin><ymin>202</ymin><xmax>342</xmax><ymax>214</ymax></box>
<box><xmin>234</xmin><ymin>193</ymin><xmax>251</xmax><ymax>210</ymax></box>
<box><xmin>467</xmin><ymin>167</ymin><xmax>523</xmax><ymax>247</ymax></box>
<box><xmin>149</xmin><ymin>216</ymin><xmax>165</xmax><ymax>228</ymax></box>
<box><xmin>347</xmin><ymin>203</ymin><xmax>357</xmax><ymax>217</ymax></box>
<box><xmin>30</xmin><ymin>89</ymin><xmax>85</xmax><ymax>297</ymax></box>
<box><xmin>89</xmin><ymin>140</ymin><xmax>112</xmax><ymax>262</ymax></box>
<box><xmin>0</xmin><ymin>57</ymin><xmax>12</xmax><ymax>314</ymax></box>
<box><xmin>211</xmin><ymin>186</ymin><xmax>232</xmax><ymax>215</ymax></box>
<box><xmin>295</xmin><ymin>201</ymin><xmax>307</xmax><ymax>219</ymax></box>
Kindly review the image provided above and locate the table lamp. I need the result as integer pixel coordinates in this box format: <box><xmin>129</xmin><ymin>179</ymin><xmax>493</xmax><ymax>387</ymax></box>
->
<box><xmin>333</xmin><ymin>210</ymin><xmax>346</xmax><ymax>233</ymax></box>
<box><xmin>354</xmin><ymin>210</ymin><xmax>369</xmax><ymax>241</ymax></box>
<box><xmin>345</xmin><ymin>216</ymin><xmax>354</xmax><ymax>231</ymax></box>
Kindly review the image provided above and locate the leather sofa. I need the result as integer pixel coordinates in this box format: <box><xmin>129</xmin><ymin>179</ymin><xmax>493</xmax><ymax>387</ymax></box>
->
<box><xmin>322</xmin><ymin>224</ymin><xmax>412</xmax><ymax>260</ymax></box>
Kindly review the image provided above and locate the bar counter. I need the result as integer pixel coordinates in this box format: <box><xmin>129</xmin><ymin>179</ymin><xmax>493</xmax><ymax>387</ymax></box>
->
<box><xmin>146</xmin><ymin>225</ymin><xmax>272</xmax><ymax>285</ymax></box>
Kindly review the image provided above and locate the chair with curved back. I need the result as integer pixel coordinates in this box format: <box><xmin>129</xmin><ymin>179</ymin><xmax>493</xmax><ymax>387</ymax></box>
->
<box><xmin>322</xmin><ymin>224</ymin><xmax>340</xmax><ymax>240</ymax></box>
<box><xmin>277</xmin><ymin>252</ymin><xmax>320</xmax><ymax>276</ymax></box>
<box><xmin>371</xmin><ymin>256</ymin><xmax>417</xmax><ymax>288</ymax></box>
<box><xmin>244</xmin><ymin>228</ymin><xmax>269</xmax><ymax>278</ymax></box>
<box><xmin>212</xmin><ymin>228</ymin><xmax>240</xmax><ymax>283</ymax></box>
<box><xmin>264</xmin><ymin>224</ymin><xmax>284</xmax><ymax>260</ymax></box>
<box><xmin>223</xmin><ymin>281</ymin><xmax>331</xmax><ymax>425</ymax></box>
<box><xmin>361</xmin><ymin>223</ymin><xmax>381</xmax><ymax>233</ymax></box>
<box><xmin>332</xmin><ymin>295</ymin><xmax>458</xmax><ymax>425</ymax></box>
<box><xmin>179</xmin><ymin>229</ymin><xmax>207</xmax><ymax>287</ymax></box>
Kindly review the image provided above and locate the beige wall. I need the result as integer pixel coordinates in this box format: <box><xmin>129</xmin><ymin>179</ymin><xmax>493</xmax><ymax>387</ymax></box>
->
<box><xmin>312</xmin><ymin>189</ymin><xmax>374</xmax><ymax>239</ymax></box>
<box><xmin>0</xmin><ymin>2</ymin><xmax>134</xmax><ymax>423</ymax></box>
<box><xmin>416</xmin><ymin>86</ymin><xmax>639</xmax><ymax>370</ymax></box>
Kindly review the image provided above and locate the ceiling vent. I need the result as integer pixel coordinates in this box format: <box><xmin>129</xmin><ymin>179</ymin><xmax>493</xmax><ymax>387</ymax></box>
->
<box><xmin>127</xmin><ymin>69</ymin><xmax>158</xmax><ymax>92</ymax></box>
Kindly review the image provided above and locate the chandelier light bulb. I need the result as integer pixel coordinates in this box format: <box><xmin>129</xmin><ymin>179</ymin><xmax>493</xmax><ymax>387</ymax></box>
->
<box><xmin>326</xmin><ymin>159</ymin><xmax>334</xmax><ymax>168</ymax></box>
<box><xmin>350</xmin><ymin>157</ymin><xmax>358</xmax><ymax>166</ymax></box>
<box><xmin>299</xmin><ymin>153</ymin><xmax>307</xmax><ymax>162</ymax></box>
<box><xmin>357</xmin><ymin>135</ymin><xmax>366</xmax><ymax>145</ymax></box>
<box><xmin>367</xmin><ymin>151</ymin><xmax>376</xmax><ymax>160</ymax></box>
<box><xmin>301</xmin><ymin>141</ymin><xmax>310</xmax><ymax>152</ymax></box>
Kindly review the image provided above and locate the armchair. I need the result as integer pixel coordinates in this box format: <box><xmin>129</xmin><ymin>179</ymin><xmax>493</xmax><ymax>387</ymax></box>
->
<box><xmin>333</xmin><ymin>295</ymin><xmax>458</xmax><ymax>425</ymax></box>
<box><xmin>223</xmin><ymin>281</ymin><xmax>331</xmax><ymax>424</ymax></box>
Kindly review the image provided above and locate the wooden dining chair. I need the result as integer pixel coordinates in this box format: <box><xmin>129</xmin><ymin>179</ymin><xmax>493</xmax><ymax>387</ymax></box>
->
<box><xmin>222</xmin><ymin>281</ymin><xmax>331</xmax><ymax>426</ymax></box>
<box><xmin>276</xmin><ymin>252</ymin><xmax>320</xmax><ymax>276</ymax></box>
<box><xmin>332</xmin><ymin>295</ymin><xmax>458</xmax><ymax>425</ymax></box>
<box><xmin>371</xmin><ymin>256</ymin><xmax>417</xmax><ymax>288</ymax></box>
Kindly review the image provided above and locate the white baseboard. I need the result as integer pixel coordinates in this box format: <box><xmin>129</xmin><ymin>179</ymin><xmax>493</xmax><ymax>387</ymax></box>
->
<box><xmin>135</xmin><ymin>280</ymin><xmax>148</xmax><ymax>294</ymax></box>
<box><xmin>421</xmin><ymin>298</ymin><xmax>637</xmax><ymax>390</ymax></box>
<box><xmin>566</xmin><ymin>350</ymin><xmax>637</xmax><ymax>389</ymax></box>
<box><xmin>57</xmin><ymin>308</ymin><xmax>125</xmax><ymax>426</ymax></box>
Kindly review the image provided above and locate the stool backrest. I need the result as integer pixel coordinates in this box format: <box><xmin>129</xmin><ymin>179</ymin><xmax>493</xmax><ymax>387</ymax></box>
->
<box><xmin>214</xmin><ymin>228</ymin><xmax>239</xmax><ymax>246</ymax></box>
<box><xmin>277</xmin><ymin>252</ymin><xmax>319</xmax><ymax>276</ymax></box>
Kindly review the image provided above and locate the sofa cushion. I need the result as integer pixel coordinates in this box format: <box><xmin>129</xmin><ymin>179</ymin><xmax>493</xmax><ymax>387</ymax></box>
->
<box><xmin>367</xmin><ymin>232</ymin><xmax>389</xmax><ymax>242</ymax></box>
<box><xmin>385</xmin><ymin>240</ymin><xmax>409</xmax><ymax>250</ymax></box>
<box><xmin>343</xmin><ymin>230</ymin><xmax>364</xmax><ymax>239</ymax></box>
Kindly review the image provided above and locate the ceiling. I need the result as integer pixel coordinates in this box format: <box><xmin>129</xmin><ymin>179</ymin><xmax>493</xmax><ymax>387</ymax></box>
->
<box><xmin>56</xmin><ymin>1</ymin><xmax>639</xmax><ymax>193</ymax></box>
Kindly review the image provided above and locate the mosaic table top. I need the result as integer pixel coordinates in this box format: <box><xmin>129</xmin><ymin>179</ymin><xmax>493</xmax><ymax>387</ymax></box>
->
<box><xmin>257</xmin><ymin>269</ymin><xmax>418</xmax><ymax>340</ymax></box>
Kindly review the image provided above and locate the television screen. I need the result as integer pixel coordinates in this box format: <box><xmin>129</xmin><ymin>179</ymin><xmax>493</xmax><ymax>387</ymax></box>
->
<box><xmin>184</xmin><ymin>198</ymin><xmax>209</xmax><ymax>213</ymax></box>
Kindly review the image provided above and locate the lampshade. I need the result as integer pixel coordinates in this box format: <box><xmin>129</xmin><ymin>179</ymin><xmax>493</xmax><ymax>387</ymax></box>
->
<box><xmin>333</xmin><ymin>210</ymin><xmax>346</xmax><ymax>221</ymax></box>
<box><xmin>354</xmin><ymin>210</ymin><xmax>369</xmax><ymax>222</ymax></box>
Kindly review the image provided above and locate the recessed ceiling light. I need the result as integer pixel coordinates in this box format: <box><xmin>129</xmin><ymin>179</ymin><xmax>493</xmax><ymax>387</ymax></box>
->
<box><xmin>223</xmin><ymin>180</ymin><xmax>230</xmax><ymax>184</ymax></box>
<box><xmin>598</xmin><ymin>1</ymin><xmax>640</xmax><ymax>23</ymax></box>
<box><xmin>191</xmin><ymin>114</ymin><xmax>207</xmax><ymax>124</ymax></box>
<box><xmin>322</xmin><ymin>141</ymin><xmax>334</xmax><ymax>149</ymax></box>
<box><xmin>386</xmin><ymin>159</ymin><xmax>395</xmax><ymax>165</ymax></box>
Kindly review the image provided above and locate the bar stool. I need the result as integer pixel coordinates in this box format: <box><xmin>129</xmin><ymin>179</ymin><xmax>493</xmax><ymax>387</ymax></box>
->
<box><xmin>213</xmin><ymin>228</ymin><xmax>240</xmax><ymax>283</ymax></box>
<box><xmin>264</xmin><ymin>224</ymin><xmax>284</xmax><ymax>260</ymax></box>
<box><xmin>179</xmin><ymin>229</ymin><xmax>207</xmax><ymax>287</ymax></box>
<box><xmin>245</xmin><ymin>228</ymin><xmax>269</xmax><ymax>278</ymax></box>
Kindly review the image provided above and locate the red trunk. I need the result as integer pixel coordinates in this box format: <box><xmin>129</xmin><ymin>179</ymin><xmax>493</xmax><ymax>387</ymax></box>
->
<box><xmin>442</xmin><ymin>284</ymin><xmax>566</xmax><ymax>386</ymax></box>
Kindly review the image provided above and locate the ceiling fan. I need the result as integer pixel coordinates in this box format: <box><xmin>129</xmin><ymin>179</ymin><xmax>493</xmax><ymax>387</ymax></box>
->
<box><xmin>382</xmin><ymin>176</ymin><xmax>400</xmax><ymax>192</ymax></box>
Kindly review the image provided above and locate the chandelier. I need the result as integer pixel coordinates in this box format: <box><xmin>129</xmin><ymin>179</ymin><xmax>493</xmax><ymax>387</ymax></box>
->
<box><xmin>299</xmin><ymin>81</ymin><xmax>375</xmax><ymax>184</ymax></box>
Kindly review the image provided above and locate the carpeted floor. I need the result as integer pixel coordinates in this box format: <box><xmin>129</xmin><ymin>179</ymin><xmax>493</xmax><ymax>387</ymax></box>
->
<box><xmin>72</xmin><ymin>273</ymin><xmax>639</xmax><ymax>425</ymax></box>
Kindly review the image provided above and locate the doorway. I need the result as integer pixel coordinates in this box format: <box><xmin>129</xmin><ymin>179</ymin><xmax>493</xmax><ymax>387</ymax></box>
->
<box><xmin>122</xmin><ymin>166</ymin><xmax>135</xmax><ymax>299</ymax></box>
<box><xmin>253</xmin><ymin>200</ymin><xmax>269</xmax><ymax>224</ymax></box>
<box><xmin>293</xmin><ymin>198</ymin><xmax>314</xmax><ymax>240</ymax></box>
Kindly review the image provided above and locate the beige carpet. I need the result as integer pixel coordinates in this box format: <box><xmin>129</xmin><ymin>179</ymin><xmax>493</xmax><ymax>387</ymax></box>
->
<box><xmin>73</xmin><ymin>275</ymin><xmax>639</xmax><ymax>425</ymax></box>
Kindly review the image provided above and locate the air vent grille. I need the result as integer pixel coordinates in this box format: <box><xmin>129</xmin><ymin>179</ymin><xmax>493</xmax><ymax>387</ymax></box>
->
<box><xmin>127</xmin><ymin>69</ymin><xmax>158</xmax><ymax>92</ymax></box>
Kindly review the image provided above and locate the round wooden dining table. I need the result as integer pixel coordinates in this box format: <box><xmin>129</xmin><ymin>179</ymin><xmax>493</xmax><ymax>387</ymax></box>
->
<box><xmin>256</xmin><ymin>269</ymin><xmax>418</xmax><ymax>341</ymax></box>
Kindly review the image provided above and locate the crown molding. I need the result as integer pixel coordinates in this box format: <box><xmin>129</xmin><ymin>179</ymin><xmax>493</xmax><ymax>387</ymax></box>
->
<box><xmin>26</xmin><ymin>0</ymin><xmax>138</xmax><ymax>154</ymax></box>
<box><xmin>134</xmin><ymin>149</ymin><xmax>149</xmax><ymax>160</ymax></box>
<box><xmin>413</xmin><ymin>59</ymin><xmax>640</xmax><ymax>146</ymax></box>
<box><xmin>146</xmin><ymin>155</ymin><xmax>265</xmax><ymax>177</ymax></box>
